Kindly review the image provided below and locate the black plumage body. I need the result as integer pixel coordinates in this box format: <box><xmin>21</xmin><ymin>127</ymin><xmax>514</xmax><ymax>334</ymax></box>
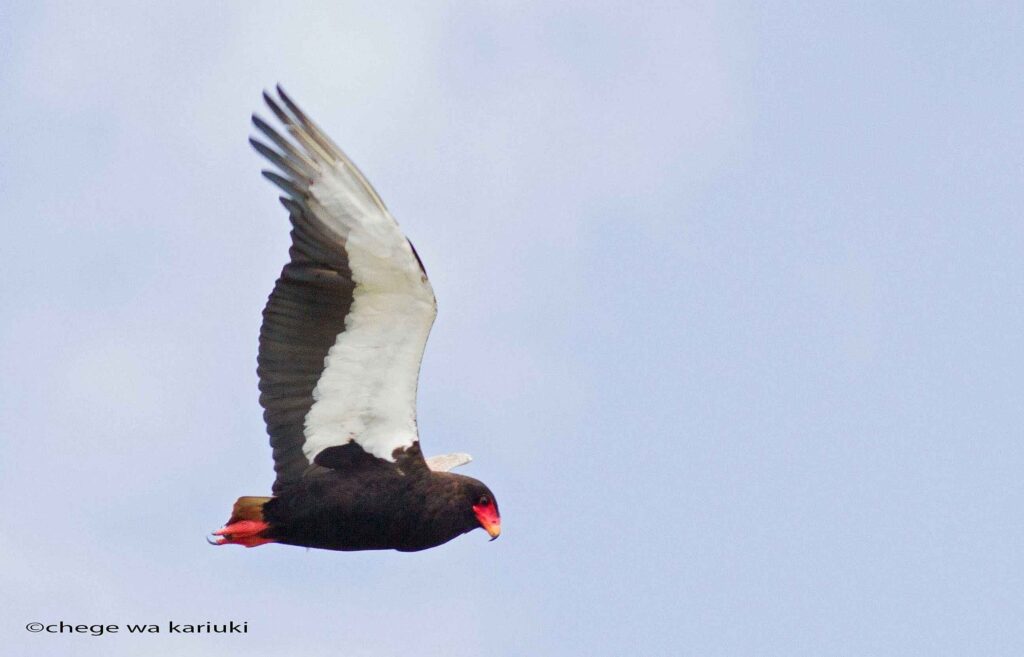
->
<box><xmin>260</xmin><ymin>445</ymin><xmax>496</xmax><ymax>552</ymax></box>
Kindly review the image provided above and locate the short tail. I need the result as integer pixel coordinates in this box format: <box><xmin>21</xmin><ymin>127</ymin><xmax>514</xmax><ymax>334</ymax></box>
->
<box><xmin>209</xmin><ymin>496</ymin><xmax>274</xmax><ymax>547</ymax></box>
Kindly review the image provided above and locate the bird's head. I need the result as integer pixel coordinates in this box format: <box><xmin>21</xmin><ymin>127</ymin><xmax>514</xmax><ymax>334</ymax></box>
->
<box><xmin>465</xmin><ymin>480</ymin><xmax>501</xmax><ymax>541</ymax></box>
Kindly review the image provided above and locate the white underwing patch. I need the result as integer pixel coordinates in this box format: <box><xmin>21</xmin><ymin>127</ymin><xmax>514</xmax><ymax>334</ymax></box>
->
<box><xmin>301</xmin><ymin>161</ymin><xmax>437</xmax><ymax>462</ymax></box>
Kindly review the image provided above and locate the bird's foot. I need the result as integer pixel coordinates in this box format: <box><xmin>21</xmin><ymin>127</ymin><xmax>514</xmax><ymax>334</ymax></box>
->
<box><xmin>209</xmin><ymin>519</ymin><xmax>273</xmax><ymax>547</ymax></box>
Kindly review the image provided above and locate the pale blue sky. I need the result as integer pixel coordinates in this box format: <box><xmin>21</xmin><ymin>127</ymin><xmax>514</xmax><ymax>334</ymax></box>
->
<box><xmin>2</xmin><ymin>2</ymin><xmax>1023</xmax><ymax>655</ymax></box>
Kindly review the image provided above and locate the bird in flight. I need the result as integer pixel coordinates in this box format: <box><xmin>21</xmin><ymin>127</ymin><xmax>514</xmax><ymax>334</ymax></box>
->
<box><xmin>211</xmin><ymin>87</ymin><xmax>500</xmax><ymax>552</ymax></box>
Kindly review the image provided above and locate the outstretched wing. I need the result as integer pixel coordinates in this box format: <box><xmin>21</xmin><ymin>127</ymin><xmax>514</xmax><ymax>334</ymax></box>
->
<box><xmin>252</xmin><ymin>87</ymin><xmax>436</xmax><ymax>494</ymax></box>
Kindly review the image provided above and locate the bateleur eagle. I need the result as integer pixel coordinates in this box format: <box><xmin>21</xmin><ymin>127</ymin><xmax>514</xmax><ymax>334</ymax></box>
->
<box><xmin>211</xmin><ymin>87</ymin><xmax>501</xmax><ymax>552</ymax></box>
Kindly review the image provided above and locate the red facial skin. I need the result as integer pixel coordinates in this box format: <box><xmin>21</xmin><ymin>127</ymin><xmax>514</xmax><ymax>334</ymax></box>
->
<box><xmin>472</xmin><ymin>500</ymin><xmax>501</xmax><ymax>540</ymax></box>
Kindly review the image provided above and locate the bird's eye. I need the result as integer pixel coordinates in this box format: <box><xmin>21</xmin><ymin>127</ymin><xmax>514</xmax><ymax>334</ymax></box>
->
<box><xmin>477</xmin><ymin>495</ymin><xmax>490</xmax><ymax>507</ymax></box>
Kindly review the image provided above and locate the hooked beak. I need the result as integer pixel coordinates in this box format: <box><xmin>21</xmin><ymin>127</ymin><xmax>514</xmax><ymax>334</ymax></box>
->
<box><xmin>473</xmin><ymin>504</ymin><xmax>501</xmax><ymax>541</ymax></box>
